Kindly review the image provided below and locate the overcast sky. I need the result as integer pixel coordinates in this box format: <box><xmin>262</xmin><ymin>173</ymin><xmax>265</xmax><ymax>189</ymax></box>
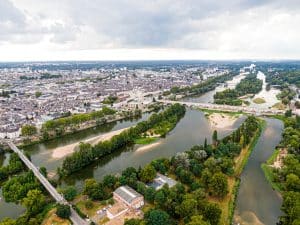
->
<box><xmin>0</xmin><ymin>0</ymin><xmax>300</xmax><ymax>61</ymax></box>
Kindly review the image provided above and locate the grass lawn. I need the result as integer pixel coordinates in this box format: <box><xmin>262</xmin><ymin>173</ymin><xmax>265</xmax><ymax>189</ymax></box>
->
<box><xmin>76</xmin><ymin>200</ymin><xmax>104</xmax><ymax>218</ymax></box>
<box><xmin>261</xmin><ymin>164</ymin><xmax>282</xmax><ymax>192</ymax></box>
<box><xmin>272</xmin><ymin>102</ymin><xmax>286</xmax><ymax>110</ymax></box>
<box><xmin>266</xmin><ymin>148</ymin><xmax>280</xmax><ymax>164</ymax></box>
<box><xmin>42</xmin><ymin>208</ymin><xmax>70</xmax><ymax>225</ymax></box>
<box><xmin>134</xmin><ymin>137</ymin><xmax>158</xmax><ymax>145</ymax></box>
<box><xmin>199</xmin><ymin>108</ymin><xmax>244</xmax><ymax>117</ymax></box>
<box><xmin>253</xmin><ymin>97</ymin><xmax>266</xmax><ymax>104</ymax></box>
<box><xmin>208</xmin><ymin>177</ymin><xmax>236</xmax><ymax>225</ymax></box>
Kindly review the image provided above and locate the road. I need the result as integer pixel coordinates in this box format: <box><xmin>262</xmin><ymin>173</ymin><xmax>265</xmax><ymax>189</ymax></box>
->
<box><xmin>6</xmin><ymin>141</ymin><xmax>88</xmax><ymax>225</ymax></box>
<box><xmin>158</xmin><ymin>100</ymin><xmax>286</xmax><ymax>115</ymax></box>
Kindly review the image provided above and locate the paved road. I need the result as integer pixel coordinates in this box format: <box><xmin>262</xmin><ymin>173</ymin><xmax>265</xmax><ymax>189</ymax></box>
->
<box><xmin>7</xmin><ymin>141</ymin><xmax>88</xmax><ymax>225</ymax></box>
<box><xmin>158</xmin><ymin>100</ymin><xmax>286</xmax><ymax>115</ymax></box>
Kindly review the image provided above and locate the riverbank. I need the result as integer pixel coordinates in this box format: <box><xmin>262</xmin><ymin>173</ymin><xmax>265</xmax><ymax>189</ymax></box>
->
<box><xmin>234</xmin><ymin>118</ymin><xmax>284</xmax><ymax>225</ymax></box>
<box><xmin>135</xmin><ymin>141</ymin><xmax>162</xmax><ymax>152</ymax></box>
<box><xmin>51</xmin><ymin>127</ymin><xmax>130</xmax><ymax>159</ymax></box>
<box><xmin>207</xmin><ymin>113</ymin><xmax>241</xmax><ymax>129</ymax></box>
<box><xmin>210</xmin><ymin>119</ymin><xmax>265</xmax><ymax>225</ymax></box>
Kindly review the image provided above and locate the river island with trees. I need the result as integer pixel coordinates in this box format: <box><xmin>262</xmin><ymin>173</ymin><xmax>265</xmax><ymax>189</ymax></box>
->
<box><xmin>0</xmin><ymin>65</ymin><xmax>299</xmax><ymax>225</ymax></box>
<box><xmin>213</xmin><ymin>74</ymin><xmax>263</xmax><ymax>106</ymax></box>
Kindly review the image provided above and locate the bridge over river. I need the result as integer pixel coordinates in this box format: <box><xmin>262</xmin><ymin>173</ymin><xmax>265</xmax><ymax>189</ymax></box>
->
<box><xmin>158</xmin><ymin>100</ymin><xmax>286</xmax><ymax>116</ymax></box>
<box><xmin>6</xmin><ymin>141</ymin><xmax>88</xmax><ymax>225</ymax></box>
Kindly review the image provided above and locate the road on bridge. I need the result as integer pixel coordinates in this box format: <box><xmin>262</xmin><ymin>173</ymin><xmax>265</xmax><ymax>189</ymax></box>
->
<box><xmin>158</xmin><ymin>100</ymin><xmax>285</xmax><ymax>115</ymax></box>
<box><xmin>7</xmin><ymin>141</ymin><xmax>88</xmax><ymax>225</ymax></box>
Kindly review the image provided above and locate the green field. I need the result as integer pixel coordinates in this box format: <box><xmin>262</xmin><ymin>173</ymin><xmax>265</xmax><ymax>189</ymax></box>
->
<box><xmin>253</xmin><ymin>97</ymin><xmax>266</xmax><ymax>104</ymax></box>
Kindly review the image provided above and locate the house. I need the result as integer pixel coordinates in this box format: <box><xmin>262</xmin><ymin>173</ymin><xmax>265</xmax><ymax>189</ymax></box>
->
<box><xmin>148</xmin><ymin>173</ymin><xmax>177</xmax><ymax>190</ymax></box>
<box><xmin>113</xmin><ymin>185</ymin><xmax>144</xmax><ymax>209</ymax></box>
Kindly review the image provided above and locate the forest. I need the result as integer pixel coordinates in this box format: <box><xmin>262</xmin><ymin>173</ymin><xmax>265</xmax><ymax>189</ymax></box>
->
<box><xmin>41</xmin><ymin>106</ymin><xmax>116</xmax><ymax>139</ymax></box>
<box><xmin>60</xmin><ymin>104</ymin><xmax>186</xmax><ymax>175</ymax></box>
<box><xmin>266</xmin><ymin>70</ymin><xmax>300</xmax><ymax>88</ymax></box>
<box><xmin>214</xmin><ymin>74</ymin><xmax>263</xmax><ymax>106</ymax></box>
<box><xmin>77</xmin><ymin>115</ymin><xmax>261</xmax><ymax>225</ymax></box>
<box><xmin>0</xmin><ymin>113</ymin><xmax>261</xmax><ymax>225</ymax></box>
<box><xmin>165</xmin><ymin>72</ymin><xmax>237</xmax><ymax>96</ymax></box>
<box><xmin>265</xmin><ymin>70</ymin><xmax>299</xmax><ymax>106</ymax></box>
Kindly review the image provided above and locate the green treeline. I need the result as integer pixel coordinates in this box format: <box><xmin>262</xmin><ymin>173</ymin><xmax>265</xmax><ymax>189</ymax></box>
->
<box><xmin>41</xmin><ymin>106</ymin><xmax>116</xmax><ymax>139</ymax></box>
<box><xmin>165</xmin><ymin>73</ymin><xmax>237</xmax><ymax>96</ymax></box>
<box><xmin>263</xmin><ymin>115</ymin><xmax>300</xmax><ymax>225</ymax></box>
<box><xmin>266</xmin><ymin>70</ymin><xmax>300</xmax><ymax>88</ymax></box>
<box><xmin>60</xmin><ymin>104</ymin><xmax>186</xmax><ymax>175</ymax></box>
<box><xmin>1</xmin><ymin>171</ymin><xmax>51</xmax><ymax>225</ymax></box>
<box><xmin>214</xmin><ymin>74</ymin><xmax>263</xmax><ymax>106</ymax></box>
<box><xmin>0</xmin><ymin>114</ymin><xmax>261</xmax><ymax>225</ymax></box>
<box><xmin>0</xmin><ymin>153</ymin><xmax>25</xmax><ymax>181</ymax></box>
<box><xmin>265</xmin><ymin>70</ymin><xmax>299</xmax><ymax>105</ymax></box>
<box><xmin>81</xmin><ymin>116</ymin><xmax>261</xmax><ymax>225</ymax></box>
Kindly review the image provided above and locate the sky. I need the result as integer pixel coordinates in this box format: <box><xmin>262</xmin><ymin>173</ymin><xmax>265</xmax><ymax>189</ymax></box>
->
<box><xmin>0</xmin><ymin>0</ymin><xmax>300</xmax><ymax>61</ymax></box>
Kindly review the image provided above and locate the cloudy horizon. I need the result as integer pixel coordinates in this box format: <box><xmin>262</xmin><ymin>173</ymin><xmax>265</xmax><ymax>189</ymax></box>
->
<box><xmin>1</xmin><ymin>0</ymin><xmax>300</xmax><ymax>61</ymax></box>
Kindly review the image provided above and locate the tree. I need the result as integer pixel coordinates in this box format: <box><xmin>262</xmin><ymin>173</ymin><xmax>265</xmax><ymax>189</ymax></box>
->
<box><xmin>22</xmin><ymin>189</ymin><xmax>46</xmax><ymax>215</ymax></box>
<box><xmin>0</xmin><ymin>218</ymin><xmax>16</xmax><ymax>225</ymax></box>
<box><xmin>285</xmin><ymin>109</ymin><xmax>292</xmax><ymax>117</ymax></box>
<box><xmin>154</xmin><ymin>190</ymin><xmax>166</xmax><ymax>208</ymax></box>
<box><xmin>212</xmin><ymin>130</ymin><xmax>218</xmax><ymax>145</ymax></box>
<box><xmin>209</xmin><ymin>172</ymin><xmax>228</xmax><ymax>198</ymax></box>
<box><xmin>187</xmin><ymin>215</ymin><xmax>210</xmax><ymax>225</ymax></box>
<box><xmin>144</xmin><ymin>209</ymin><xmax>171</xmax><ymax>225</ymax></box>
<box><xmin>35</xmin><ymin>91</ymin><xmax>42</xmax><ymax>98</ymax></box>
<box><xmin>280</xmin><ymin>191</ymin><xmax>300</xmax><ymax>225</ymax></box>
<box><xmin>140</xmin><ymin>164</ymin><xmax>156</xmax><ymax>183</ymax></box>
<box><xmin>204</xmin><ymin>138</ymin><xmax>207</xmax><ymax>150</ymax></box>
<box><xmin>85</xmin><ymin>200</ymin><xmax>94</xmax><ymax>209</ymax></box>
<box><xmin>286</xmin><ymin>174</ymin><xmax>300</xmax><ymax>191</ymax></box>
<box><xmin>62</xmin><ymin>186</ymin><xmax>77</xmax><ymax>201</ymax></box>
<box><xmin>124</xmin><ymin>219</ymin><xmax>142</xmax><ymax>225</ymax></box>
<box><xmin>21</xmin><ymin>125</ymin><xmax>37</xmax><ymax>136</ymax></box>
<box><xmin>145</xmin><ymin>187</ymin><xmax>156</xmax><ymax>202</ymax></box>
<box><xmin>56</xmin><ymin>204</ymin><xmax>71</xmax><ymax>219</ymax></box>
<box><xmin>175</xmin><ymin>198</ymin><xmax>198</xmax><ymax>218</ymax></box>
<box><xmin>203</xmin><ymin>202</ymin><xmax>222</xmax><ymax>225</ymax></box>
<box><xmin>103</xmin><ymin>174</ymin><xmax>117</xmax><ymax>189</ymax></box>
<box><xmin>83</xmin><ymin>179</ymin><xmax>106</xmax><ymax>200</ymax></box>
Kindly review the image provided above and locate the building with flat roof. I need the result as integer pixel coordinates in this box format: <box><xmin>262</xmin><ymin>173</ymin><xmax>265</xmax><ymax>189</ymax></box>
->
<box><xmin>113</xmin><ymin>185</ymin><xmax>144</xmax><ymax>209</ymax></box>
<box><xmin>148</xmin><ymin>173</ymin><xmax>177</xmax><ymax>190</ymax></box>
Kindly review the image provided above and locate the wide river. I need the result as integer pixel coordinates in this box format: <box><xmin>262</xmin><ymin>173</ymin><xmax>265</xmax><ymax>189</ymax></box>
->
<box><xmin>0</xmin><ymin>72</ymin><xmax>284</xmax><ymax>224</ymax></box>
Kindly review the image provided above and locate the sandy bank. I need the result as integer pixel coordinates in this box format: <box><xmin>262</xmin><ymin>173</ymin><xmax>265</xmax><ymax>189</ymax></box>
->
<box><xmin>135</xmin><ymin>141</ymin><xmax>162</xmax><ymax>153</ymax></box>
<box><xmin>51</xmin><ymin>127</ymin><xmax>130</xmax><ymax>159</ymax></box>
<box><xmin>208</xmin><ymin>113</ymin><xmax>240</xmax><ymax>129</ymax></box>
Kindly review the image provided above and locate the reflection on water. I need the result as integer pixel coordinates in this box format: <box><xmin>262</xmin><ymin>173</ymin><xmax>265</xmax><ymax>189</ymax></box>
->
<box><xmin>183</xmin><ymin>72</ymin><xmax>281</xmax><ymax>111</ymax></box>
<box><xmin>60</xmin><ymin>109</ymin><xmax>245</xmax><ymax>190</ymax></box>
<box><xmin>183</xmin><ymin>73</ymin><xmax>246</xmax><ymax>103</ymax></box>
<box><xmin>234</xmin><ymin>118</ymin><xmax>284</xmax><ymax>225</ymax></box>
<box><xmin>23</xmin><ymin>112</ymin><xmax>152</xmax><ymax>173</ymax></box>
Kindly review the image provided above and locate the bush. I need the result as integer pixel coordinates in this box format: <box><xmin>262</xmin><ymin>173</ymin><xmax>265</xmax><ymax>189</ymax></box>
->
<box><xmin>56</xmin><ymin>204</ymin><xmax>71</xmax><ymax>219</ymax></box>
<box><xmin>85</xmin><ymin>200</ymin><xmax>94</xmax><ymax>209</ymax></box>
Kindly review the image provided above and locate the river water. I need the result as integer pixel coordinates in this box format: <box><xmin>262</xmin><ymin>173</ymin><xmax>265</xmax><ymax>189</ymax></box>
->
<box><xmin>0</xmin><ymin>72</ymin><xmax>284</xmax><ymax>223</ymax></box>
<box><xmin>234</xmin><ymin>118</ymin><xmax>283</xmax><ymax>225</ymax></box>
<box><xmin>0</xmin><ymin>109</ymin><xmax>245</xmax><ymax>220</ymax></box>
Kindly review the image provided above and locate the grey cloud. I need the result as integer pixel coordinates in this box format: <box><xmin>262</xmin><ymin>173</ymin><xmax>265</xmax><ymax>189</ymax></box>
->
<box><xmin>1</xmin><ymin>0</ymin><xmax>300</xmax><ymax>54</ymax></box>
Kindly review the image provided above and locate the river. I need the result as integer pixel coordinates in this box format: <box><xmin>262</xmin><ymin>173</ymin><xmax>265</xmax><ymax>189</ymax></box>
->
<box><xmin>0</xmin><ymin>108</ymin><xmax>245</xmax><ymax>220</ymax></box>
<box><xmin>234</xmin><ymin>118</ymin><xmax>283</xmax><ymax>225</ymax></box>
<box><xmin>0</xmin><ymin>72</ymin><xmax>284</xmax><ymax>223</ymax></box>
